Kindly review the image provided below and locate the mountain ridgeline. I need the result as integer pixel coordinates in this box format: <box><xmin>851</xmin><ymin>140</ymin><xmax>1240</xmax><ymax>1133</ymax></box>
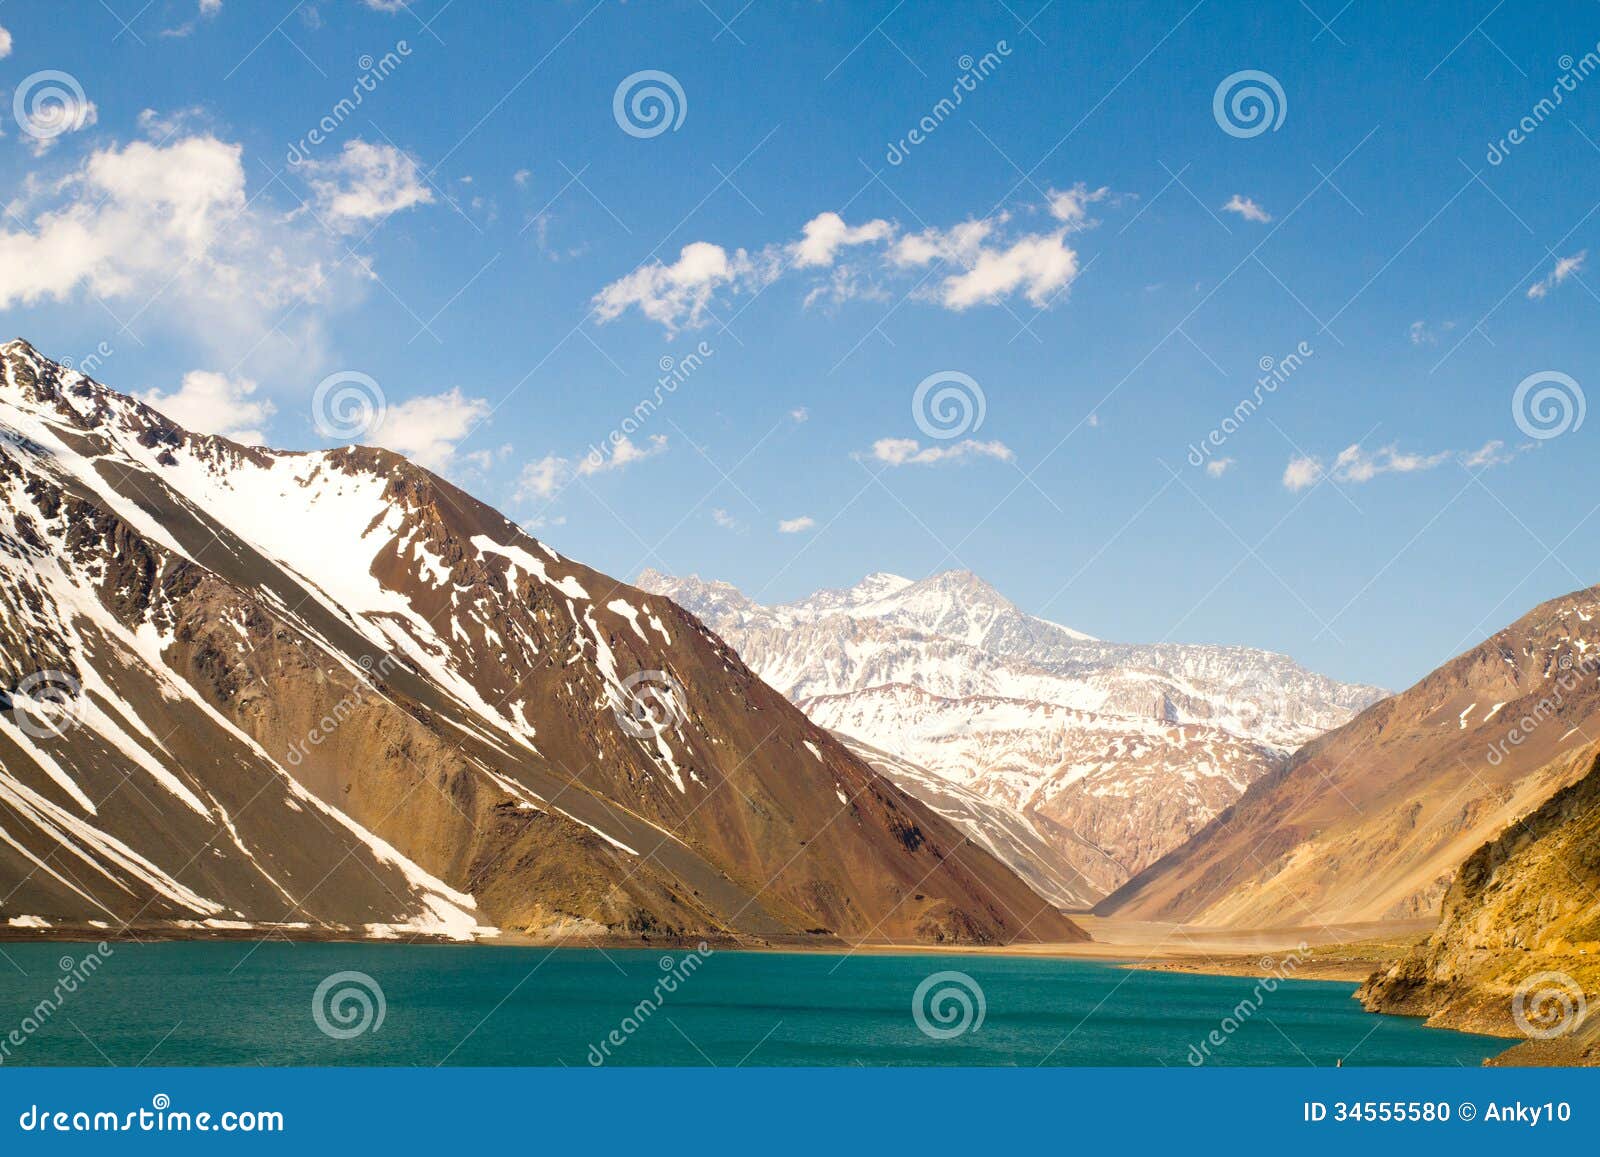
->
<box><xmin>0</xmin><ymin>339</ymin><xmax>1081</xmax><ymax>946</ymax></box>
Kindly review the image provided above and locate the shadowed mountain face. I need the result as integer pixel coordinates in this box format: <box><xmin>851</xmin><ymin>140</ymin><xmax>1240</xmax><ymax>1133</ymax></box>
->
<box><xmin>0</xmin><ymin>340</ymin><xmax>1081</xmax><ymax>946</ymax></box>
<box><xmin>1358</xmin><ymin>742</ymin><xmax>1600</xmax><ymax>1064</ymax></box>
<box><xmin>1098</xmin><ymin>587</ymin><xmax>1600</xmax><ymax>929</ymax></box>
<box><xmin>636</xmin><ymin>569</ymin><xmax>1384</xmax><ymax>900</ymax></box>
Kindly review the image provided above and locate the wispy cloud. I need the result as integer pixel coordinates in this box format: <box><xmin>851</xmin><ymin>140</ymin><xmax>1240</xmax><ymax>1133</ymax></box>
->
<box><xmin>1527</xmin><ymin>250</ymin><xmax>1586</xmax><ymax>299</ymax></box>
<box><xmin>868</xmin><ymin>437</ymin><xmax>1014</xmax><ymax>466</ymax></box>
<box><xmin>1221</xmin><ymin>194</ymin><xmax>1270</xmax><ymax>223</ymax></box>
<box><xmin>1204</xmin><ymin>457</ymin><xmax>1235</xmax><ymax>478</ymax></box>
<box><xmin>1282</xmin><ymin>439</ymin><xmax>1517</xmax><ymax>491</ymax></box>
<box><xmin>777</xmin><ymin>515</ymin><xmax>816</xmax><ymax>533</ymax></box>
<box><xmin>515</xmin><ymin>435</ymin><xmax>668</xmax><ymax>504</ymax></box>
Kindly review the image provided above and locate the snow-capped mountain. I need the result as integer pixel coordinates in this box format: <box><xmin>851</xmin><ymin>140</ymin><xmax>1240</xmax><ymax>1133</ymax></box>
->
<box><xmin>636</xmin><ymin>568</ymin><xmax>1388</xmax><ymax>899</ymax></box>
<box><xmin>0</xmin><ymin>340</ymin><xmax>1080</xmax><ymax>946</ymax></box>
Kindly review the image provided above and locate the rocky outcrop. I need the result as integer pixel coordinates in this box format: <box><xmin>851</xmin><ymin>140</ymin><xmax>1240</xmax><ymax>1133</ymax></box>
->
<box><xmin>1357</xmin><ymin>742</ymin><xmax>1600</xmax><ymax>1063</ymax></box>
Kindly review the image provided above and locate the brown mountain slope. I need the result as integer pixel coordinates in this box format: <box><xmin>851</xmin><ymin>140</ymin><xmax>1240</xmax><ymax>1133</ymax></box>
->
<box><xmin>1096</xmin><ymin>585</ymin><xmax>1600</xmax><ymax>928</ymax></box>
<box><xmin>1358</xmin><ymin>742</ymin><xmax>1600</xmax><ymax>1064</ymax></box>
<box><xmin>0</xmin><ymin>339</ymin><xmax>1081</xmax><ymax>946</ymax></box>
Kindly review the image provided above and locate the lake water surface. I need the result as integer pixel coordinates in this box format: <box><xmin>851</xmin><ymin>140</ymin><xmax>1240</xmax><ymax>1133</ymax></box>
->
<box><xmin>0</xmin><ymin>942</ymin><xmax>1508</xmax><ymax>1066</ymax></box>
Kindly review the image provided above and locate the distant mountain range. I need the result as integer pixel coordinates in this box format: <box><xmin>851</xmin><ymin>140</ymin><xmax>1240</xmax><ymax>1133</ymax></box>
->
<box><xmin>0</xmin><ymin>339</ymin><xmax>1078</xmax><ymax>946</ymax></box>
<box><xmin>636</xmin><ymin>568</ymin><xmax>1387</xmax><ymax>900</ymax></box>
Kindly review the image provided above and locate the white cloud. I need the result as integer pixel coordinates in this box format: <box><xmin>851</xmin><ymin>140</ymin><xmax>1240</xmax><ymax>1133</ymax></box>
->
<box><xmin>304</xmin><ymin>140</ymin><xmax>434</xmax><ymax>227</ymax></box>
<box><xmin>513</xmin><ymin>168</ymin><xmax>531</xmax><ymax>187</ymax></box>
<box><xmin>595</xmin><ymin>191</ymin><xmax>1110</xmax><ymax>331</ymax></box>
<box><xmin>591</xmin><ymin>241</ymin><xmax>775</xmax><ymax>334</ymax></box>
<box><xmin>777</xmin><ymin>515</ymin><xmax>816</xmax><ymax>533</ymax></box>
<box><xmin>1047</xmin><ymin>183</ymin><xmax>1110</xmax><ymax>229</ymax></box>
<box><xmin>869</xmin><ymin>437</ymin><xmax>1014</xmax><ymax>466</ymax></box>
<box><xmin>0</xmin><ymin>25</ymin><xmax>13</xmax><ymax>57</ymax></box>
<box><xmin>791</xmin><ymin>211</ymin><xmax>894</xmax><ymax>268</ymax></box>
<box><xmin>201</xmin><ymin>0</ymin><xmax>222</xmax><ymax>12</ymax></box>
<box><xmin>1283</xmin><ymin>439</ymin><xmax>1516</xmax><ymax>490</ymax></box>
<box><xmin>1331</xmin><ymin>442</ymin><xmax>1451</xmax><ymax>482</ymax></box>
<box><xmin>367</xmin><ymin>388</ymin><xmax>490</xmax><ymax>472</ymax></box>
<box><xmin>712</xmin><ymin>507</ymin><xmax>743</xmax><ymax>531</ymax></box>
<box><xmin>1407</xmin><ymin>319</ymin><xmax>1456</xmax><ymax>345</ymax></box>
<box><xmin>516</xmin><ymin>455</ymin><xmax>568</xmax><ymax>502</ymax></box>
<box><xmin>0</xmin><ymin>133</ymin><xmax>353</xmax><ymax>372</ymax></box>
<box><xmin>1204</xmin><ymin>457</ymin><xmax>1235</xmax><ymax>478</ymax></box>
<box><xmin>1527</xmin><ymin>250</ymin><xmax>1586</xmax><ymax>299</ymax></box>
<box><xmin>362</xmin><ymin>0</ymin><xmax>410</xmax><ymax>9</ymax></box>
<box><xmin>138</xmin><ymin>370</ymin><xmax>275</xmax><ymax>445</ymax></box>
<box><xmin>789</xmin><ymin>406</ymin><xmax>809</xmax><ymax>423</ymax></box>
<box><xmin>1460</xmin><ymin>439</ymin><xmax>1513</xmax><ymax>469</ymax></box>
<box><xmin>516</xmin><ymin>435</ymin><xmax>668</xmax><ymax>502</ymax></box>
<box><xmin>1221</xmin><ymin>194</ymin><xmax>1271</xmax><ymax>223</ymax></box>
<box><xmin>1282</xmin><ymin>455</ymin><xmax>1323</xmax><ymax>492</ymax></box>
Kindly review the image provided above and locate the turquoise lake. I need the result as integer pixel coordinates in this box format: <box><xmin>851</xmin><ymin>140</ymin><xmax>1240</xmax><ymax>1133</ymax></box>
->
<box><xmin>0</xmin><ymin>943</ymin><xmax>1509</xmax><ymax>1066</ymax></box>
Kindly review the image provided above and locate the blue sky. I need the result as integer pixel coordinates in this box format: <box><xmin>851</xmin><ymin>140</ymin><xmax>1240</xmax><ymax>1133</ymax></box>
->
<box><xmin>2</xmin><ymin>0</ymin><xmax>1598</xmax><ymax>688</ymax></box>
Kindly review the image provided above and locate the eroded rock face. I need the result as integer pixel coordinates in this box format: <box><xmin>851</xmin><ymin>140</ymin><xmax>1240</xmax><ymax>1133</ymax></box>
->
<box><xmin>0</xmin><ymin>339</ymin><xmax>1082</xmax><ymax>946</ymax></box>
<box><xmin>1101</xmin><ymin>595</ymin><xmax>1600</xmax><ymax>930</ymax></box>
<box><xmin>1357</xmin><ymin>744</ymin><xmax>1600</xmax><ymax>1063</ymax></box>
